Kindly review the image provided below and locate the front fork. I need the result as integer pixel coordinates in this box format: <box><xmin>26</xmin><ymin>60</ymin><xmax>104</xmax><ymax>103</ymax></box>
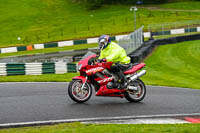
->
<box><xmin>80</xmin><ymin>76</ymin><xmax>88</xmax><ymax>90</ymax></box>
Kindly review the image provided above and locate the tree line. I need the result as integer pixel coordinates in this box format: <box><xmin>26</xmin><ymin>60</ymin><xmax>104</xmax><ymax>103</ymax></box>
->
<box><xmin>75</xmin><ymin>0</ymin><xmax>195</xmax><ymax>10</ymax></box>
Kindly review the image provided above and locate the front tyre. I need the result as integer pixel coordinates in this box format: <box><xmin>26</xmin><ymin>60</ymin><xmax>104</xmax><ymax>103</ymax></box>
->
<box><xmin>68</xmin><ymin>79</ymin><xmax>92</xmax><ymax>103</ymax></box>
<box><xmin>124</xmin><ymin>79</ymin><xmax>146</xmax><ymax>102</ymax></box>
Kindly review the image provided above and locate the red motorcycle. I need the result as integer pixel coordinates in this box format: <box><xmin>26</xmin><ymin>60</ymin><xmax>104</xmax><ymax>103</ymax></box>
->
<box><xmin>68</xmin><ymin>52</ymin><xmax>146</xmax><ymax>103</ymax></box>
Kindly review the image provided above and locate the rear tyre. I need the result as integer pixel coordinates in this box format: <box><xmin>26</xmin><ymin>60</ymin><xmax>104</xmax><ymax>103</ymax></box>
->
<box><xmin>68</xmin><ymin>79</ymin><xmax>92</xmax><ymax>103</ymax></box>
<box><xmin>124</xmin><ymin>79</ymin><xmax>146</xmax><ymax>102</ymax></box>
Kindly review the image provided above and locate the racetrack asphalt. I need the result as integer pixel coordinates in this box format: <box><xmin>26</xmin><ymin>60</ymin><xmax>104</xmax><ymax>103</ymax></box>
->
<box><xmin>0</xmin><ymin>82</ymin><xmax>200</xmax><ymax>124</ymax></box>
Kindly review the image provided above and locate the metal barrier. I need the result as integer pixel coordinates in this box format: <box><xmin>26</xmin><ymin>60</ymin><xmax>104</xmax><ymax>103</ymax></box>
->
<box><xmin>130</xmin><ymin>33</ymin><xmax>200</xmax><ymax>63</ymax></box>
<box><xmin>0</xmin><ymin>63</ymin><xmax>77</xmax><ymax>76</ymax></box>
<box><xmin>118</xmin><ymin>26</ymin><xmax>144</xmax><ymax>54</ymax></box>
<box><xmin>149</xmin><ymin>26</ymin><xmax>200</xmax><ymax>38</ymax></box>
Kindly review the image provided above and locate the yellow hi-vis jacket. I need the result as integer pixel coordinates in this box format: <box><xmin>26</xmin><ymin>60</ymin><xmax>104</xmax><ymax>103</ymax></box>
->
<box><xmin>99</xmin><ymin>42</ymin><xmax>131</xmax><ymax>64</ymax></box>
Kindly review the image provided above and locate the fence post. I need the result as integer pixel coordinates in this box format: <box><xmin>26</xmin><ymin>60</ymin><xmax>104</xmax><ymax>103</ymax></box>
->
<box><xmin>113</xmin><ymin>19</ymin><xmax>115</xmax><ymax>25</ymax></box>
<box><xmin>176</xmin><ymin>11</ymin><xmax>178</xmax><ymax>16</ymax></box>
<box><xmin>100</xmin><ymin>23</ymin><xmax>103</xmax><ymax>29</ymax></box>
<box><xmin>61</xmin><ymin>29</ymin><xmax>63</xmax><ymax>36</ymax></box>
<box><xmin>10</xmin><ymin>39</ymin><xmax>13</xmax><ymax>44</ymax></box>
<box><xmin>162</xmin><ymin>26</ymin><xmax>164</xmax><ymax>35</ymax></box>
<box><xmin>118</xmin><ymin>26</ymin><xmax>144</xmax><ymax>54</ymax></box>
<box><xmin>36</xmin><ymin>35</ymin><xmax>39</xmax><ymax>42</ymax></box>
<box><xmin>24</xmin><ymin>36</ymin><xmax>28</xmax><ymax>43</ymax></box>
<box><xmin>138</xmin><ymin>14</ymin><xmax>140</xmax><ymax>20</ymax></box>
<box><xmin>148</xmin><ymin>26</ymin><xmax>150</xmax><ymax>32</ymax></box>
<box><xmin>134</xmin><ymin>33</ymin><xmax>137</xmax><ymax>50</ymax></box>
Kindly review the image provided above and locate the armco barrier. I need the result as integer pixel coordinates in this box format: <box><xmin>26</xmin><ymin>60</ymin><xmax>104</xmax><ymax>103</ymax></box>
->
<box><xmin>0</xmin><ymin>63</ymin><xmax>77</xmax><ymax>76</ymax></box>
<box><xmin>0</xmin><ymin>32</ymin><xmax>150</xmax><ymax>54</ymax></box>
<box><xmin>129</xmin><ymin>33</ymin><xmax>200</xmax><ymax>63</ymax></box>
<box><xmin>150</xmin><ymin>26</ymin><xmax>200</xmax><ymax>37</ymax></box>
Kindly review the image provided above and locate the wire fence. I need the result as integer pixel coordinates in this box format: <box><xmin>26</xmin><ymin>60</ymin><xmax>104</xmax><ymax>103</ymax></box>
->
<box><xmin>1</xmin><ymin>15</ymin><xmax>200</xmax><ymax>46</ymax></box>
<box><xmin>0</xmin><ymin>17</ymin><xmax>136</xmax><ymax>46</ymax></box>
<box><xmin>148</xmin><ymin>19</ymin><xmax>200</xmax><ymax>32</ymax></box>
<box><xmin>118</xmin><ymin>26</ymin><xmax>144</xmax><ymax>54</ymax></box>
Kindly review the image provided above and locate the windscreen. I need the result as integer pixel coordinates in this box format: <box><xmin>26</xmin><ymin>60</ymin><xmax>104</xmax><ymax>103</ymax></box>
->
<box><xmin>80</xmin><ymin>51</ymin><xmax>96</xmax><ymax>61</ymax></box>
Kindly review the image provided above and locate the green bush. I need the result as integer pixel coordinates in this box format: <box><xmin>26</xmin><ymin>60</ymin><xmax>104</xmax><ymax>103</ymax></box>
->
<box><xmin>84</xmin><ymin>0</ymin><xmax>104</xmax><ymax>10</ymax></box>
<box><xmin>103</xmin><ymin>0</ymin><xmax>177</xmax><ymax>4</ymax></box>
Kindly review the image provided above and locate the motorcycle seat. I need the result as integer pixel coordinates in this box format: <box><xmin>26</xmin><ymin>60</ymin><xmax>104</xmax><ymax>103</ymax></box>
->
<box><xmin>123</xmin><ymin>63</ymin><xmax>146</xmax><ymax>74</ymax></box>
<box><xmin>118</xmin><ymin>63</ymin><xmax>133</xmax><ymax>72</ymax></box>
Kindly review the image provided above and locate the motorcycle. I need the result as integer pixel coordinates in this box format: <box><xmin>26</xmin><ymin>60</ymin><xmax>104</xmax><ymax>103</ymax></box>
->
<box><xmin>68</xmin><ymin>51</ymin><xmax>146</xmax><ymax>103</ymax></box>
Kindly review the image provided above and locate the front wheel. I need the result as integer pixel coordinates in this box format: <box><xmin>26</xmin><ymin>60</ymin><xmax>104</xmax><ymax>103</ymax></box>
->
<box><xmin>124</xmin><ymin>79</ymin><xmax>146</xmax><ymax>102</ymax></box>
<box><xmin>68</xmin><ymin>79</ymin><xmax>92</xmax><ymax>103</ymax></box>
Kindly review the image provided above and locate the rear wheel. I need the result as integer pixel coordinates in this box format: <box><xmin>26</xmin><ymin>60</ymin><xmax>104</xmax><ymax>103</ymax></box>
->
<box><xmin>68</xmin><ymin>79</ymin><xmax>92</xmax><ymax>103</ymax></box>
<box><xmin>124</xmin><ymin>79</ymin><xmax>146</xmax><ymax>102</ymax></box>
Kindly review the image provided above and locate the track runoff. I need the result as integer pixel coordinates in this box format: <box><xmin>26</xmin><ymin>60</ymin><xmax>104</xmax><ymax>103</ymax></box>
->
<box><xmin>0</xmin><ymin>113</ymin><xmax>200</xmax><ymax>128</ymax></box>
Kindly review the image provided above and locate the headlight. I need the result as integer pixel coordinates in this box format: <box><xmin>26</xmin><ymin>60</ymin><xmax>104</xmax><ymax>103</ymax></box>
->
<box><xmin>78</xmin><ymin>64</ymin><xmax>83</xmax><ymax>70</ymax></box>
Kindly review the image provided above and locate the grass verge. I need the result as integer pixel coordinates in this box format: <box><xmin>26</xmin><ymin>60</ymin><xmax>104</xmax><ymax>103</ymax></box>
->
<box><xmin>0</xmin><ymin>73</ymin><xmax>78</xmax><ymax>82</ymax></box>
<box><xmin>160</xmin><ymin>1</ymin><xmax>200</xmax><ymax>10</ymax></box>
<box><xmin>141</xmin><ymin>40</ymin><xmax>200</xmax><ymax>89</ymax></box>
<box><xmin>0</xmin><ymin>123</ymin><xmax>200</xmax><ymax>133</ymax></box>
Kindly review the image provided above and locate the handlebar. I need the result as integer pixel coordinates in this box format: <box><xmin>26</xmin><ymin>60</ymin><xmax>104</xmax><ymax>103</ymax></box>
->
<box><xmin>88</xmin><ymin>57</ymin><xmax>106</xmax><ymax>65</ymax></box>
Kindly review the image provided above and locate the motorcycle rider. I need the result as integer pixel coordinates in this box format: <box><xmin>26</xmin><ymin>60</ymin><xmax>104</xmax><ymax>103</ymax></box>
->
<box><xmin>97</xmin><ymin>34</ymin><xmax>131</xmax><ymax>89</ymax></box>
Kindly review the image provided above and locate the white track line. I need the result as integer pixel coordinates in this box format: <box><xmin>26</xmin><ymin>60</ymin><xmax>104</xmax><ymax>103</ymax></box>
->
<box><xmin>83</xmin><ymin>118</ymin><xmax>190</xmax><ymax>124</ymax></box>
<box><xmin>147</xmin><ymin>85</ymin><xmax>194</xmax><ymax>90</ymax></box>
<box><xmin>0</xmin><ymin>113</ymin><xmax>200</xmax><ymax>128</ymax></box>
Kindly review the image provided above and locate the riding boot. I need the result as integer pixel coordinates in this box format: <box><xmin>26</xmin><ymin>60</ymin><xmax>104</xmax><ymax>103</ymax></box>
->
<box><xmin>116</xmin><ymin>71</ymin><xmax>128</xmax><ymax>89</ymax></box>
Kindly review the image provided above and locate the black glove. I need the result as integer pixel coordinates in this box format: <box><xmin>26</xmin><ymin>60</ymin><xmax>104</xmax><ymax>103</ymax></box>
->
<box><xmin>97</xmin><ymin>58</ymin><xmax>107</xmax><ymax>63</ymax></box>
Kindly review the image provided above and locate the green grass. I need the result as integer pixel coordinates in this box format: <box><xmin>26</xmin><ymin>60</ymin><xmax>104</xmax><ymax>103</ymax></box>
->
<box><xmin>160</xmin><ymin>1</ymin><xmax>200</xmax><ymax>10</ymax></box>
<box><xmin>0</xmin><ymin>43</ymin><xmax>98</xmax><ymax>58</ymax></box>
<box><xmin>141</xmin><ymin>40</ymin><xmax>200</xmax><ymax>89</ymax></box>
<box><xmin>1</xmin><ymin>0</ymin><xmax>200</xmax><ymax>47</ymax></box>
<box><xmin>0</xmin><ymin>123</ymin><xmax>200</xmax><ymax>133</ymax></box>
<box><xmin>0</xmin><ymin>73</ymin><xmax>78</xmax><ymax>82</ymax></box>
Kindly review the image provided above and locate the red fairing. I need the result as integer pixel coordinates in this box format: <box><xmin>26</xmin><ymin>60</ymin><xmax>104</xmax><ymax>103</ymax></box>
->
<box><xmin>96</xmin><ymin>86</ymin><xmax>124</xmax><ymax>97</ymax></box>
<box><xmin>85</xmin><ymin>66</ymin><xmax>104</xmax><ymax>75</ymax></box>
<box><xmin>78</xmin><ymin>54</ymin><xmax>96</xmax><ymax>70</ymax></box>
<box><xmin>85</xmin><ymin>62</ymin><xmax>112</xmax><ymax>75</ymax></box>
<box><xmin>97</xmin><ymin>76</ymin><xmax>113</xmax><ymax>86</ymax></box>
<box><xmin>104</xmin><ymin>62</ymin><xmax>112</xmax><ymax>69</ymax></box>
<box><xmin>124</xmin><ymin>63</ymin><xmax>146</xmax><ymax>74</ymax></box>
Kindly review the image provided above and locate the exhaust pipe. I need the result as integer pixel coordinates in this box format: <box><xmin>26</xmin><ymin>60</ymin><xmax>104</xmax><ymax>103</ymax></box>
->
<box><xmin>130</xmin><ymin>70</ymin><xmax>146</xmax><ymax>81</ymax></box>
